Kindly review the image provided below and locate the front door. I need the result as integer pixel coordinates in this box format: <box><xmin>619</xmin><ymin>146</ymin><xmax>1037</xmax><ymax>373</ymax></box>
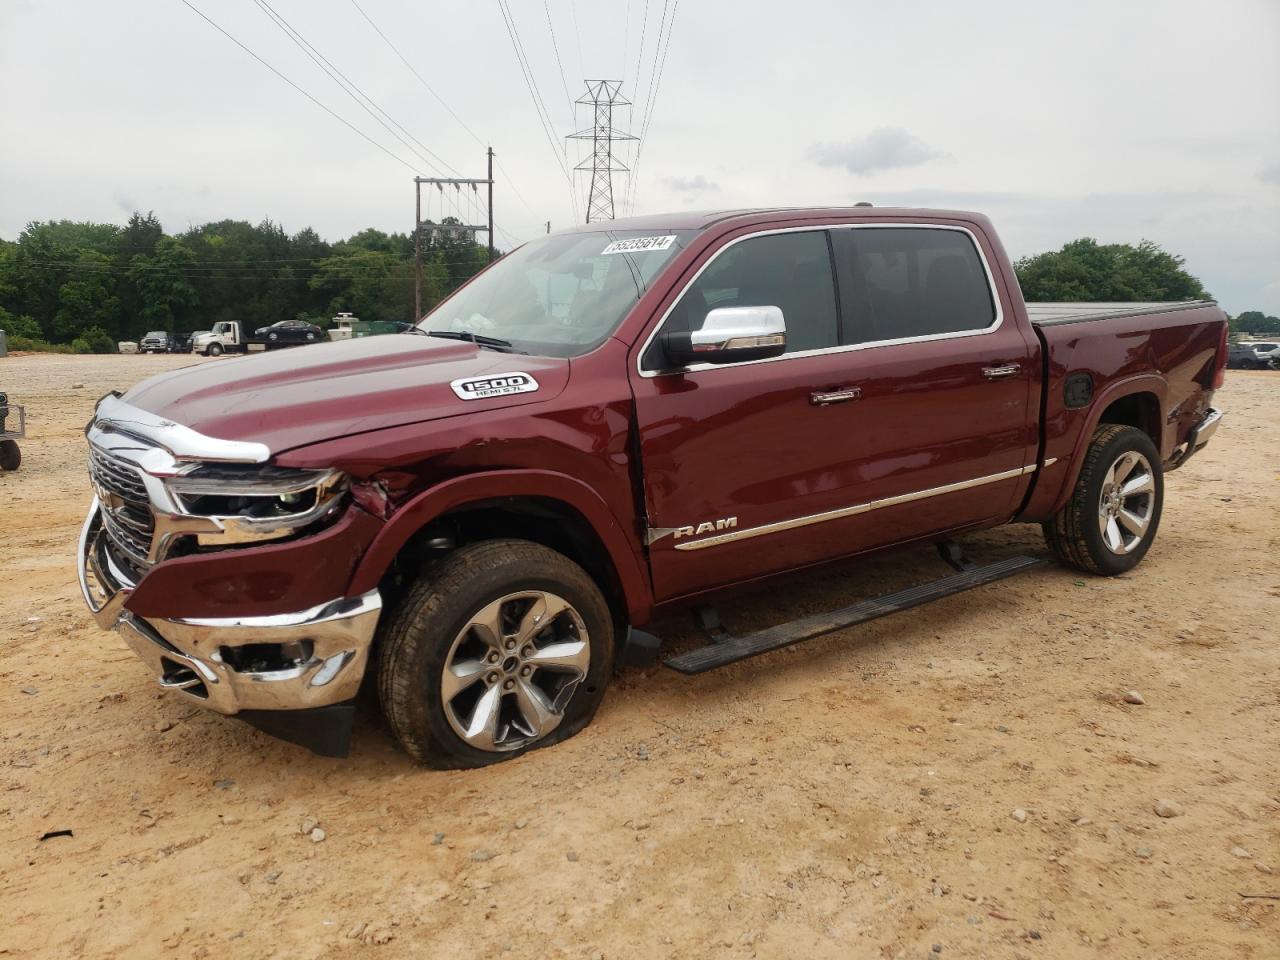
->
<box><xmin>630</xmin><ymin>222</ymin><xmax>1037</xmax><ymax>604</ymax></box>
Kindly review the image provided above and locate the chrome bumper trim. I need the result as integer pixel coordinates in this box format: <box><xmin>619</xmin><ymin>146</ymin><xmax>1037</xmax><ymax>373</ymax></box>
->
<box><xmin>79</xmin><ymin>500</ymin><xmax>381</xmax><ymax>714</ymax></box>
<box><xmin>1168</xmin><ymin>406</ymin><xmax>1223</xmax><ymax>470</ymax></box>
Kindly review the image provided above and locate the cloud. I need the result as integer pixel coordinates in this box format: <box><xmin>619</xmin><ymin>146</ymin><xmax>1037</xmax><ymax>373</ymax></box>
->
<box><xmin>664</xmin><ymin>175</ymin><xmax>719</xmax><ymax>193</ymax></box>
<box><xmin>810</xmin><ymin>128</ymin><xmax>944</xmax><ymax>176</ymax></box>
<box><xmin>1261</xmin><ymin>161</ymin><xmax>1280</xmax><ymax>186</ymax></box>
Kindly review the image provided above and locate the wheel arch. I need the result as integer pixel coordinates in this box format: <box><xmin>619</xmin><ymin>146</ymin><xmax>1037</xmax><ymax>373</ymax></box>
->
<box><xmin>347</xmin><ymin>470</ymin><xmax>654</xmax><ymax>624</ymax></box>
<box><xmin>1047</xmin><ymin>376</ymin><xmax>1168</xmax><ymax>518</ymax></box>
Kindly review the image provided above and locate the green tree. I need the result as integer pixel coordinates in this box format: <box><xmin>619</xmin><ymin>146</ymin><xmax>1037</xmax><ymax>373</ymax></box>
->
<box><xmin>1015</xmin><ymin>238</ymin><xmax>1210</xmax><ymax>302</ymax></box>
<box><xmin>128</xmin><ymin>237</ymin><xmax>199</xmax><ymax>331</ymax></box>
<box><xmin>53</xmin><ymin>251</ymin><xmax>121</xmax><ymax>340</ymax></box>
<box><xmin>1233</xmin><ymin>310</ymin><xmax>1280</xmax><ymax>334</ymax></box>
<box><xmin>0</xmin><ymin>307</ymin><xmax>42</xmax><ymax>339</ymax></box>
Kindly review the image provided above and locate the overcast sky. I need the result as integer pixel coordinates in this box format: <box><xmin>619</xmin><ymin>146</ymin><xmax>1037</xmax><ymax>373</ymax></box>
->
<box><xmin>2</xmin><ymin>0</ymin><xmax>1278</xmax><ymax>314</ymax></box>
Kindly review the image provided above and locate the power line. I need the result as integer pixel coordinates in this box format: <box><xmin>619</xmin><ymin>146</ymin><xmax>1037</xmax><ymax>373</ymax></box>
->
<box><xmin>177</xmin><ymin>0</ymin><xmax>417</xmax><ymax>175</ymax></box>
<box><xmin>348</xmin><ymin>0</ymin><xmax>487</xmax><ymax>150</ymax></box>
<box><xmin>254</xmin><ymin>0</ymin><xmax>459</xmax><ymax>179</ymax></box>
<box><xmin>543</xmin><ymin>0</ymin><xmax>577</xmax><ymax>127</ymax></box>
<box><xmin>569</xmin><ymin>0</ymin><xmax>586</xmax><ymax>79</ymax></box>
<box><xmin>350</xmin><ymin>0</ymin><xmax>542</xmax><ymax>237</ymax></box>
<box><xmin>252</xmin><ymin>1</ymin><xmax>505</xmax><ymax>244</ymax></box>
<box><xmin>496</xmin><ymin>0</ymin><xmax>579</xmax><ymax>221</ymax></box>
<box><xmin>628</xmin><ymin>0</ymin><xmax>679</xmax><ymax>215</ymax></box>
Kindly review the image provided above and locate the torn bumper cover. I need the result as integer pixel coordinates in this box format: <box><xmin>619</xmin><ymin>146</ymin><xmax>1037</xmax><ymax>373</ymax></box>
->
<box><xmin>78</xmin><ymin>501</ymin><xmax>380</xmax><ymax>756</ymax></box>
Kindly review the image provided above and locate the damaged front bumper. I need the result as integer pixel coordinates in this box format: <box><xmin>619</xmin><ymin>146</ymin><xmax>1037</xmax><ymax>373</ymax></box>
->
<box><xmin>78</xmin><ymin>500</ymin><xmax>381</xmax><ymax>755</ymax></box>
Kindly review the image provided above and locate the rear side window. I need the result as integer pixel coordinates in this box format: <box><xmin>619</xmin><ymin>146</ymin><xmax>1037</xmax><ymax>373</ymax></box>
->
<box><xmin>831</xmin><ymin>228</ymin><xmax>996</xmax><ymax>344</ymax></box>
<box><xmin>648</xmin><ymin>231</ymin><xmax>838</xmax><ymax>367</ymax></box>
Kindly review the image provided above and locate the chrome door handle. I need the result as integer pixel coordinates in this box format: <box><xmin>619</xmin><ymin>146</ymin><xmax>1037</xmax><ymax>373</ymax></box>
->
<box><xmin>810</xmin><ymin>387</ymin><xmax>862</xmax><ymax>406</ymax></box>
<box><xmin>982</xmin><ymin>363</ymin><xmax>1021</xmax><ymax>380</ymax></box>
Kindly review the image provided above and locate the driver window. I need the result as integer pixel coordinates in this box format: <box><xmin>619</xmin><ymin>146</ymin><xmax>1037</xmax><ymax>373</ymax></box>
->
<box><xmin>648</xmin><ymin>230</ymin><xmax>838</xmax><ymax>368</ymax></box>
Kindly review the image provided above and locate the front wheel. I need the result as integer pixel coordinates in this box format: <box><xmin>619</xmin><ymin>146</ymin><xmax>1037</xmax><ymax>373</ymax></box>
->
<box><xmin>0</xmin><ymin>440</ymin><xmax>19</xmax><ymax>471</ymax></box>
<box><xmin>207</xmin><ymin>343</ymin><xmax>223</xmax><ymax>357</ymax></box>
<box><xmin>1044</xmin><ymin>424</ymin><xmax>1163</xmax><ymax>576</ymax></box>
<box><xmin>377</xmin><ymin>539</ymin><xmax>615</xmax><ymax>768</ymax></box>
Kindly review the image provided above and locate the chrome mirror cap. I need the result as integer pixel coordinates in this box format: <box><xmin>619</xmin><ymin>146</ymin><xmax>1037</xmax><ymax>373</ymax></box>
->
<box><xmin>664</xmin><ymin>305</ymin><xmax>787</xmax><ymax>367</ymax></box>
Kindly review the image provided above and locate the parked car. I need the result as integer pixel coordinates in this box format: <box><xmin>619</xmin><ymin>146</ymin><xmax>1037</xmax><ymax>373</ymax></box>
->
<box><xmin>1243</xmin><ymin>341</ymin><xmax>1279</xmax><ymax>366</ymax></box>
<box><xmin>254</xmin><ymin>319</ymin><xmax>326</xmax><ymax>344</ymax></box>
<box><xmin>139</xmin><ymin>331</ymin><xmax>171</xmax><ymax>354</ymax></box>
<box><xmin>1227</xmin><ymin>342</ymin><xmax>1276</xmax><ymax>369</ymax></box>
<box><xmin>168</xmin><ymin>332</ymin><xmax>195</xmax><ymax>354</ymax></box>
<box><xmin>78</xmin><ymin>207</ymin><xmax>1227</xmax><ymax>765</ymax></box>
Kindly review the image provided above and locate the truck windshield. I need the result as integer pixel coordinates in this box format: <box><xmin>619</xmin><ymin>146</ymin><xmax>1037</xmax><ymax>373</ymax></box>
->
<box><xmin>417</xmin><ymin>229</ymin><xmax>697</xmax><ymax>358</ymax></box>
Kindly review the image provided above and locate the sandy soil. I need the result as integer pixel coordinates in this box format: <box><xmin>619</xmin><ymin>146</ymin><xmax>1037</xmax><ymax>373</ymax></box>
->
<box><xmin>1</xmin><ymin>353</ymin><xmax>1277</xmax><ymax>960</ymax></box>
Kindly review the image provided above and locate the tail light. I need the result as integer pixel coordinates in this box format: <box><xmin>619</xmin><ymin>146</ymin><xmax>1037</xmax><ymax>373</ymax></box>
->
<box><xmin>1211</xmin><ymin>323</ymin><xmax>1229</xmax><ymax>389</ymax></box>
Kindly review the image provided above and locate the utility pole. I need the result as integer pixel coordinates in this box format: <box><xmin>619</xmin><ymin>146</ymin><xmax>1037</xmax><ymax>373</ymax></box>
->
<box><xmin>413</xmin><ymin>152</ymin><xmax>495</xmax><ymax>319</ymax></box>
<box><xmin>567</xmin><ymin>80</ymin><xmax>636</xmax><ymax>223</ymax></box>
<box><xmin>486</xmin><ymin>147</ymin><xmax>494</xmax><ymax>265</ymax></box>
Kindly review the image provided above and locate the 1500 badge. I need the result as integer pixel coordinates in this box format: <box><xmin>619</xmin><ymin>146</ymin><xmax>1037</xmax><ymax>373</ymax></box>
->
<box><xmin>450</xmin><ymin>373</ymin><xmax>540</xmax><ymax>400</ymax></box>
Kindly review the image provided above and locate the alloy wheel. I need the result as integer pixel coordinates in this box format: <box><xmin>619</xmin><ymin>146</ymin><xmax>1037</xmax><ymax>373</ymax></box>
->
<box><xmin>1097</xmin><ymin>450</ymin><xmax>1156</xmax><ymax>554</ymax></box>
<box><xmin>441</xmin><ymin>591</ymin><xmax>590</xmax><ymax>752</ymax></box>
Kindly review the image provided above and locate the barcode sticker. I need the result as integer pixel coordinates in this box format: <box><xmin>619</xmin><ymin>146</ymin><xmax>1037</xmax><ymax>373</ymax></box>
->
<box><xmin>601</xmin><ymin>235</ymin><xmax>678</xmax><ymax>255</ymax></box>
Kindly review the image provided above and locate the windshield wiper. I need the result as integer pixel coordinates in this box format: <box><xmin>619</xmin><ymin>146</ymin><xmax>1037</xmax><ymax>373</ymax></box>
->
<box><xmin>423</xmin><ymin>329</ymin><xmax>517</xmax><ymax>352</ymax></box>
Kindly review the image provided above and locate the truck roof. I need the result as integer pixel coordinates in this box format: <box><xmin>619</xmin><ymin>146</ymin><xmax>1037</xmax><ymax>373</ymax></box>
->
<box><xmin>560</xmin><ymin>206</ymin><xmax>991</xmax><ymax>234</ymax></box>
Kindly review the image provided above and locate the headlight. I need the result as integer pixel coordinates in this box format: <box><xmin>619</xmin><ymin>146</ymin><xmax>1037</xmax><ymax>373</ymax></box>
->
<box><xmin>162</xmin><ymin>466</ymin><xmax>348</xmax><ymax>548</ymax></box>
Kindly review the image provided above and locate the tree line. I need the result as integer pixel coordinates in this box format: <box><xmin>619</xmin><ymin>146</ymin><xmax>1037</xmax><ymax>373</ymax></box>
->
<box><xmin>3</xmin><ymin>219</ymin><xmax>1276</xmax><ymax>351</ymax></box>
<box><xmin>0</xmin><ymin>212</ymin><xmax>494</xmax><ymax>352</ymax></box>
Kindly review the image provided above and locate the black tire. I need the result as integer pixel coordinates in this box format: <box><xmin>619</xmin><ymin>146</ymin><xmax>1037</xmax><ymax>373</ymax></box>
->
<box><xmin>1043</xmin><ymin>424</ymin><xmax>1163</xmax><ymax>576</ymax></box>
<box><xmin>305</xmin><ymin>332</ymin><xmax>316</xmax><ymax>341</ymax></box>
<box><xmin>377</xmin><ymin>539</ymin><xmax>615</xmax><ymax>768</ymax></box>
<box><xmin>207</xmin><ymin>343</ymin><xmax>223</xmax><ymax>357</ymax></box>
<box><xmin>268</xmin><ymin>332</ymin><xmax>279</xmax><ymax>342</ymax></box>
<box><xmin>0</xmin><ymin>440</ymin><xmax>19</xmax><ymax>472</ymax></box>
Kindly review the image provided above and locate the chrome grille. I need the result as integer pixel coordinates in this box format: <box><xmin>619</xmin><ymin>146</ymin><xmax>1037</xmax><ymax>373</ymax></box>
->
<box><xmin>89</xmin><ymin>445</ymin><xmax>155</xmax><ymax>566</ymax></box>
<box><xmin>89</xmin><ymin>446</ymin><xmax>149</xmax><ymax>501</ymax></box>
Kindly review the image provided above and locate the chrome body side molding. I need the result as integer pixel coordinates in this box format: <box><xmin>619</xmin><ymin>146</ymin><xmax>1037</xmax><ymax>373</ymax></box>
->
<box><xmin>649</xmin><ymin>463</ymin><xmax>1051</xmax><ymax>551</ymax></box>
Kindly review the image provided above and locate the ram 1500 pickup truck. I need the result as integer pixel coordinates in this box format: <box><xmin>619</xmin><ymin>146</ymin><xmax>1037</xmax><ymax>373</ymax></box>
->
<box><xmin>79</xmin><ymin>207</ymin><xmax>1227</xmax><ymax>766</ymax></box>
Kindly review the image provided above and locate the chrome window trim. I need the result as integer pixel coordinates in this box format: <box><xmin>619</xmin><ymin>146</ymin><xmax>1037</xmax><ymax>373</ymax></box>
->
<box><xmin>651</xmin><ymin>462</ymin><xmax>1043</xmax><ymax>551</ymax></box>
<box><xmin>636</xmin><ymin>222</ymin><xmax>1004</xmax><ymax>378</ymax></box>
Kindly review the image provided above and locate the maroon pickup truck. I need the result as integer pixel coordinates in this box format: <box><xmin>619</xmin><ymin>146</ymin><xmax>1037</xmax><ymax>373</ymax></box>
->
<box><xmin>79</xmin><ymin>207</ymin><xmax>1226</xmax><ymax>765</ymax></box>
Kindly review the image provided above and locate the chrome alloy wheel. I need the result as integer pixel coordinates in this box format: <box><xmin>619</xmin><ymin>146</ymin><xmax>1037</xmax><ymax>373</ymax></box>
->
<box><xmin>441</xmin><ymin>591</ymin><xmax>590</xmax><ymax>752</ymax></box>
<box><xmin>1097</xmin><ymin>450</ymin><xmax>1156</xmax><ymax>555</ymax></box>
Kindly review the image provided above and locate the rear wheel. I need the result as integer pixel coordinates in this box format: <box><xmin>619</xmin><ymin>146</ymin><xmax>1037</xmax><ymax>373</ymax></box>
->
<box><xmin>0</xmin><ymin>440</ymin><xmax>19</xmax><ymax>471</ymax></box>
<box><xmin>1044</xmin><ymin>424</ymin><xmax>1163</xmax><ymax>576</ymax></box>
<box><xmin>377</xmin><ymin>539</ymin><xmax>614</xmax><ymax>768</ymax></box>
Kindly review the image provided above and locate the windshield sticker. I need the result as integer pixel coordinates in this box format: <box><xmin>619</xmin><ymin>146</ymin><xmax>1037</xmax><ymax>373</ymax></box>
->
<box><xmin>450</xmin><ymin>373</ymin><xmax>540</xmax><ymax>401</ymax></box>
<box><xmin>601</xmin><ymin>235</ymin><xmax>678</xmax><ymax>256</ymax></box>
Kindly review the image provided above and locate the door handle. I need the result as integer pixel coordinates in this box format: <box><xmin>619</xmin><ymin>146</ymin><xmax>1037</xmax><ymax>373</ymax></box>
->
<box><xmin>982</xmin><ymin>363</ymin><xmax>1021</xmax><ymax>381</ymax></box>
<box><xmin>810</xmin><ymin>387</ymin><xmax>862</xmax><ymax>406</ymax></box>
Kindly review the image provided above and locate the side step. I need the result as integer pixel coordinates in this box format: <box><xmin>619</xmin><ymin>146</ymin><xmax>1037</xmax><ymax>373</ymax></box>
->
<box><xmin>663</xmin><ymin>555</ymin><xmax>1046</xmax><ymax>675</ymax></box>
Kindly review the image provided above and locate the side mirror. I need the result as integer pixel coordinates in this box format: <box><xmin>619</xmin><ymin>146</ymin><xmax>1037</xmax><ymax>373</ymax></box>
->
<box><xmin>663</xmin><ymin>305</ymin><xmax>787</xmax><ymax>367</ymax></box>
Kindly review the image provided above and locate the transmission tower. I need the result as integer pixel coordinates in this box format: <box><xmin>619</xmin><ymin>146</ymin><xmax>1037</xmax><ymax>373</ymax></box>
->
<box><xmin>566</xmin><ymin>80</ymin><xmax>636</xmax><ymax>223</ymax></box>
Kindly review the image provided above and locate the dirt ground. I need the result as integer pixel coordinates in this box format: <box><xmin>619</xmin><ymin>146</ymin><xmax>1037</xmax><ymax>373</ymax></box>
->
<box><xmin>1</xmin><ymin>353</ymin><xmax>1277</xmax><ymax>960</ymax></box>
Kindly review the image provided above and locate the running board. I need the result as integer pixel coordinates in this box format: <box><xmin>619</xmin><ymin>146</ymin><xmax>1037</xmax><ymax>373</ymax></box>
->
<box><xmin>663</xmin><ymin>555</ymin><xmax>1046</xmax><ymax>675</ymax></box>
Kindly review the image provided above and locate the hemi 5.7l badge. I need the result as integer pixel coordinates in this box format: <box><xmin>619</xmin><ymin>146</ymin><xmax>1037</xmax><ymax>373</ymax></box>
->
<box><xmin>450</xmin><ymin>373</ymin><xmax>540</xmax><ymax>400</ymax></box>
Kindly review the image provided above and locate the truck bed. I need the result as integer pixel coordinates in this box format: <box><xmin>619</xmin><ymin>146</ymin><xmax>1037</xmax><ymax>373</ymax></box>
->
<box><xmin>1026</xmin><ymin>300</ymin><xmax>1215</xmax><ymax>326</ymax></box>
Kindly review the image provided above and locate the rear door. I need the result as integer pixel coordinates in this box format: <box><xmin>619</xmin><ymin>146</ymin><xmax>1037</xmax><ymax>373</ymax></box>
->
<box><xmin>630</xmin><ymin>221</ymin><xmax>1037</xmax><ymax>604</ymax></box>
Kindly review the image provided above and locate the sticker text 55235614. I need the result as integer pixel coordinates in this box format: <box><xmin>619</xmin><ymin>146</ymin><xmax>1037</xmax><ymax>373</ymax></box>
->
<box><xmin>601</xmin><ymin>235</ymin><xmax>678</xmax><ymax>256</ymax></box>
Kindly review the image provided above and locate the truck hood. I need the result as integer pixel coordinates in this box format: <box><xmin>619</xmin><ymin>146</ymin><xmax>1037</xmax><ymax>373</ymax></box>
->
<box><xmin>122</xmin><ymin>335</ymin><xmax>570</xmax><ymax>455</ymax></box>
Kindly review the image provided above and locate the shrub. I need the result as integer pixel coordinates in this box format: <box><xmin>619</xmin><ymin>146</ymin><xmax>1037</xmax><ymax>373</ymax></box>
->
<box><xmin>80</xmin><ymin>326</ymin><xmax>117</xmax><ymax>353</ymax></box>
<box><xmin>70</xmin><ymin>337</ymin><xmax>92</xmax><ymax>354</ymax></box>
<box><xmin>6</xmin><ymin>335</ymin><xmax>75</xmax><ymax>353</ymax></box>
